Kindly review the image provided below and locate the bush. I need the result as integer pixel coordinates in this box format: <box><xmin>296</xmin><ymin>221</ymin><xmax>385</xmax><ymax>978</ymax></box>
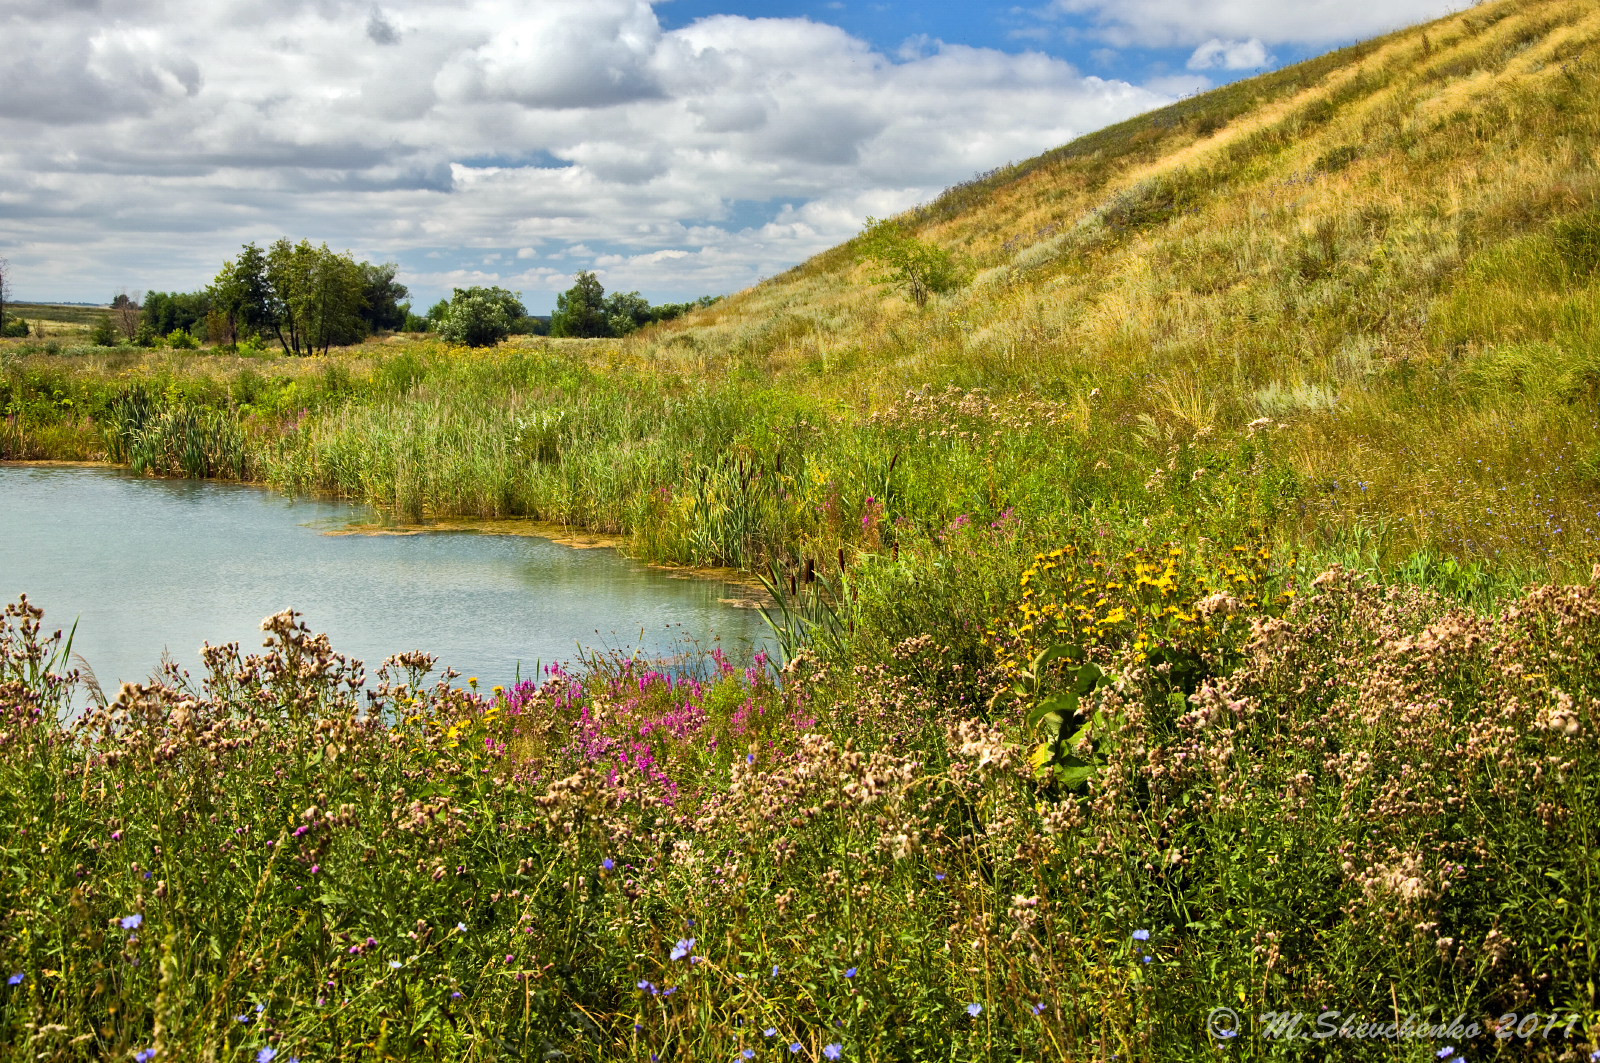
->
<box><xmin>90</xmin><ymin>317</ymin><xmax>121</xmax><ymax>346</ymax></box>
<box><xmin>437</xmin><ymin>287</ymin><xmax>525</xmax><ymax>348</ymax></box>
<box><xmin>0</xmin><ymin>318</ymin><xmax>28</xmax><ymax>338</ymax></box>
<box><xmin>166</xmin><ymin>328</ymin><xmax>198</xmax><ymax>350</ymax></box>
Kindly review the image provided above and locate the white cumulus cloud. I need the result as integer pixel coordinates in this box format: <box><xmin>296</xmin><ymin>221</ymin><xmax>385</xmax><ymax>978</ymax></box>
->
<box><xmin>0</xmin><ymin>0</ymin><xmax>1173</xmax><ymax>306</ymax></box>
<box><xmin>1186</xmin><ymin>38</ymin><xmax>1271</xmax><ymax>71</ymax></box>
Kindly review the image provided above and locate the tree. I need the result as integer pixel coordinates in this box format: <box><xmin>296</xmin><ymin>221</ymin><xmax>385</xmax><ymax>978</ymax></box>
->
<box><xmin>111</xmin><ymin>291</ymin><xmax>143</xmax><ymax>341</ymax></box>
<box><xmin>208</xmin><ymin>244</ymin><xmax>270</xmax><ymax>347</ymax></box>
<box><xmin>603</xmin><ymin>290</ymin><xmax>653</xmax><ymax>336</ymax></box>
<box><xmin>549</xmin><ymin>271</ymin><xmax>609</xmax><ymax>337</ymax></box>
<box><xmin>260</xmin><ymin>239</ymin><xmax>367</xmax><ymax>355</ymax></box>
<box><xmin>357</xmin><ymin>261</ymin><xmax>409</xmax><ymax>333</ymax></box>
<box><xmin>90</xmin><ymin>316</ymin><xmax>120</xmax><ymax>346</ymax></box>
<box><xmin>856</xmin><ymin>216</ymin><xmax>964</xmax><ymax>308</ymax></box>
<box><xmin>437</xmin><ymin>286</ymin><xmax>526</xmax><ymax>347</ymax></box>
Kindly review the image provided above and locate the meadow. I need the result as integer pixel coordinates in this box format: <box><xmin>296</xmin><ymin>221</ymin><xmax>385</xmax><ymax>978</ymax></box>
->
<box><xmin>3</xmin><ymin>0</ymin><xmax>1600</xmax><ymax>1056</ymax></box>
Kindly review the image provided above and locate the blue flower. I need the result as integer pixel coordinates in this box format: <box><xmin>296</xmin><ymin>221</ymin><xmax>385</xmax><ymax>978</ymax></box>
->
<box><xmin>602</xmin><ymin>858</ymin><xmax>614</xmax><ymax>871</ymax></box>
<box><xmin>121</xmin><ymin>914</ymin><xmax>143</xmax><ymax>930</ymax></box>
<box><xmin>1141</xmin><ymin>956</ymin><xmax>1151</xmax><ymax>964</ymax></box>
<box><xmin>772</xmin><ymin>965</ymin><xmax>779</xmax><ymax>978</ymax></box>
<box><xmin>636</xmin><ymin>980</ymin><xmax>658</xmax><ymax>995</ymax></box>
<box><xmin>934</xmin><ymin>873</ymin><xmax>945</xmax><ymax>882</ymax></box>
<box><xmin>764</xmin><ymin>1027</ymin><xmax>777</xmax><ymax>1037</ymax></box>
<box><xmin>1032</xmin><ymin>1002</ymin><xmax>1045</xmax><ymax>1016</ymax></box>
<box><xmin>844</xmin><ymin>967</ymin><xmax>856</xmax><ymax>978</ymax></box>
<box><xmin>257</xmin><ymin>1049</ymin><xmax>277</xmax><ymax>1063</ymax></box>
<box><xmin>451</xmin><ymin>991</ymin><xmax>463</xmax><ymax>1000</ymax></box>
<box><xmin>789</xmin><ymin>1044</ymin><xmax>802</xmax><ymax>1054</ymax></box>
<box><xmin>388</xmin><ymin>961</ymin><xmax>401</xmax><ymax>969</ymax></box>
<box><xmin>6</xmin><ymin>973</ymin><xmax>21</xmax><ymax>986</ymax></box>
<box><xmin>1131</xmin><ymin>929</ymin><xmax>1150</xmax><ymax>941</ymax></box>
<box><xmin>134</xmin><ymin>1052</ymin><xmax>155</xmax><ymax>1063</ymax></box>
<box><xmin>823</xmin><ymin>1045</ymin><xmax>842</xmax><ymax>1060</ymax></box>
<box><xmin>742</xmin><ymin>1052</ymin><xmax>755</xmax><ymax>1060</ymax></box>
<box><xmin>235</xmin><ymin>1014</ymin><xmax>250</xmax><ymax>1024</ymax></box>
<box><xmin>671</xmin><ymin>937</ymin><xmax>695</xmax><ymax>961</ymax></box>
<box><xmin>967</xmin><ymin>1003</ymin><xmax>982</xmax><ymax>1017</ymax></box>
<box><xmin>457</xmin><ymin>922</ymin><xmax>466</xmax><ymax>932</ymax></box>
<box><xmin>1437</xmin><ymin>1049</ymin><xmax>1454</xmax><ymax>1060</ymax></box>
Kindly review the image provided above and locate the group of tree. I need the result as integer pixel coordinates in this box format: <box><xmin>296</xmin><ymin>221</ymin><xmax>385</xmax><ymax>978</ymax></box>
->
<box><xmin>411</xmin><ymin>274</ymin><xmax>717</xmax><ymax>348</ymax></box>
<box><xmin>208</xmin><ymin>240</ymin><xmax>411</xmax><ymax>355</ymax></box>
<box><xmin>546</xmin><ymin>271</ymin><xmax>717</xmax><ymax>339</ymax></box>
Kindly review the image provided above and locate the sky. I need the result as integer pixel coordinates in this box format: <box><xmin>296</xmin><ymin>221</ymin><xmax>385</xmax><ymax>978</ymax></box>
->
<box><xmin>0</xmin><ymin>0</ymin><xmax>1460</xmax><ymax>313</ymax></box>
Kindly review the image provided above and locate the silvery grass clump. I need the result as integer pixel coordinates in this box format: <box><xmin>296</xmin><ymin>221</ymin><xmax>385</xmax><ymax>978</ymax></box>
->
<box><xmin>1</xmin><ymin>567</ymin><xmax>1598</xmax><ymax>1061</ymax></box>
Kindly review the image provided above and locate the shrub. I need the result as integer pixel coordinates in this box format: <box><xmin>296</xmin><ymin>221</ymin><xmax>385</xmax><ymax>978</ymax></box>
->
<box><xmin>437</xmin><ymin>287</ymin><xmax>525</xmax><ymax>347</ymax></box>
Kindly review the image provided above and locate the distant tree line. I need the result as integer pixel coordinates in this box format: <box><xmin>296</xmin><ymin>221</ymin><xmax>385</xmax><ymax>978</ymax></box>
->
<box><xmin>415</xmin><ymin>272</ymin><xmax>717</xmax><ymax>347</ymax></box>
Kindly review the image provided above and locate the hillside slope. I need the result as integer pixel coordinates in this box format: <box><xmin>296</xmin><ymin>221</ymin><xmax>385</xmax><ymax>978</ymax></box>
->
<box><xmin>626</xmin><ymin>0</ymin><xmax>1600</xmax><ymax>569</ymax></box>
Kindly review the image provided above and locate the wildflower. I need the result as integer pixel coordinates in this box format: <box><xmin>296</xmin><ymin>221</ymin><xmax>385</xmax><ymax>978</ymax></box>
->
<box><xmin>934</xmin><ymin>873</ymin><xmax>945</xmax><ymax>882</ymax></box>
<box><xmin>235</xmin><ymin>1014</ymin><xmax>250</xmax><ymax>1023</ymax></box>
<box><xmin>451</xmin><ymin>992</ymin><xmax>463</xmax><ymax>1000</ymax></box>
<box><xmin>388</xmin><ymin>961</ymin><xmax>401</xmax><ymax>969</ymax></box>
<box><xmin>671</xmin><ymin>937</ymin><xmax>695</xmax><ymax>961</ymax></box>
<box><xmin>967</xmin><ymin>1003</ymin><xmax>982</xmax><ymax>1017</ymax></box>
<box><xmin>663</xmin><ymin>986</ymin><xmax>678</xmax><ymax>996</ymax></box>
<box><xmin>1032</xmin><ymin>1002</ymin><xmax>1045</xmax><ymax>1015</ymax></box>
<box><xmin>764</xmin><ymin>1028</ymin><xmax>777</xmax><ymax>1037</ymax></box>
<box><xmin>257</xmin><ymin>1050</ymin><xmax>277</xmax><ymax>1063</ymax></box>
<box><xmin>742</xmin><ymin>1053</ymin><xmax>755</xmax><ymax>1060</ymax></box>
<box><xmin>844</xmin><ymin>967</ymin><xmax>857</xmax><ymax>978</ymax></box>
<box><xmin>121</xmin><ymin>914</ymin><xmax>143</xmax><ymax>930</ymax></box>
<box><xmin>823</xmin><ymin>1045</ymin><xmax>842</xmax><ymax>1060</ymax></box>
<box><xmin>134</xmin><ymin>1051</ymin><xmax>155</xmax><ymax>1063</ymax></box>
<box><xmin>457</xmin><ymin>922</ymin><xmax>466</xmax><ymax>932</ymax></box>
<box><xmin>1131</xmin><ymin>929</ymin><xmax>1150</xmax><ymax>941</ymax></box>
<box><xmin>772</xmin><ymin>965</ymin><xmax>779</xmax><ymax>978</ymax></box>
<box><xmin>309</xmin><ymin>864</ymin><xmax>319</xmax><ymax>875</ymax></box>
<box><xmin>602</xmin><ymin>858</ymin><xmax>615</xmax><ymax>871</ymax></box>
<box><xmin>505</xmin><ymin>955</ymin><xmax>514</xmax><ymax>964</ymax></box>
<box><xmin>6</xmin><ymin>973</ymin><xmax>20</xmax><ymax>986</ymax></box>
<box><xmin>637</xmin><ymin>980</ymin><xmax>658</xmax><ymax>995</ymax></box>
<box><xmin>1437</xmin><ymin>1049</ymin><xmax>1454</xmax><ymax>1060</ymax></box>
<box><xmin>747</xmin><ymin>753</ymin><xmax>755</xmax><ymax>764</ymax></box>
<box><xmin>789</xmin><ymin>1045</ymin><xmax>802</xmax><ymax>1054</ymax></box>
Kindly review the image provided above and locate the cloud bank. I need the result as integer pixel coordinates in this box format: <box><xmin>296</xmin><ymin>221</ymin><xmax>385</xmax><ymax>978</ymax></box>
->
<box><xmin>0</xmin><ymin>0</ymin><xmax>1170</xmax><ymax>307</ymax></box>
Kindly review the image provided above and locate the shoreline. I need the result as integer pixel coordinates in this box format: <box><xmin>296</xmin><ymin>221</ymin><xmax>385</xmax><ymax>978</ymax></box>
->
<box><xmin>0</xmin><ymin>458</ymin><xmax>773</xmax><ymax>603</ymax></box>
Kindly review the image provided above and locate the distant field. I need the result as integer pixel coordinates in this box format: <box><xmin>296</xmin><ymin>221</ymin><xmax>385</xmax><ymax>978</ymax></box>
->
<box><xmin>4</xmin><ymin>302</ymin><xmax>111</xmax><ymax>333</ymax></box>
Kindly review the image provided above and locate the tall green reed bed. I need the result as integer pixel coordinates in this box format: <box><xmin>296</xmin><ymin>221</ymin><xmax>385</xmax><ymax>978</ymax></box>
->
<box><xmin>3</xmin><ymin>532</ymin><xmax>1598</xmax><ymax>1061</ymax></box>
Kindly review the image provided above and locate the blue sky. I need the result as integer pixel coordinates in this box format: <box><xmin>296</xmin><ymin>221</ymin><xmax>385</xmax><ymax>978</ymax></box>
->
<box><xmin>0</xmin><ymin>0</ymin><xmax>1454</xmax><ymax>311</ymax></box>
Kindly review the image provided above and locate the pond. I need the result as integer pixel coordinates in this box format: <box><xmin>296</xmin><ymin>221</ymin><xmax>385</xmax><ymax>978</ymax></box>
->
<box><xmin>0</xmin><ymin>464</ymin><xmax>770</xmax><ymax>689</ymax></box>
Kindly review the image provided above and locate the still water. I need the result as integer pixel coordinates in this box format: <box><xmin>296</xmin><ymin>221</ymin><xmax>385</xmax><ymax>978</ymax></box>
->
<box><xmin>0</xmin><ymin>464</ymin><xmax>768</xmax><ymax>688</ymax></box>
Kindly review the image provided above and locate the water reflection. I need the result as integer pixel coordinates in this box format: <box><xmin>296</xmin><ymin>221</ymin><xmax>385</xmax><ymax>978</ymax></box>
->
<box><xmin>0</xmin><ymin>465</ymin><xmax>768</xmax><ymax>687</ymax></box>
